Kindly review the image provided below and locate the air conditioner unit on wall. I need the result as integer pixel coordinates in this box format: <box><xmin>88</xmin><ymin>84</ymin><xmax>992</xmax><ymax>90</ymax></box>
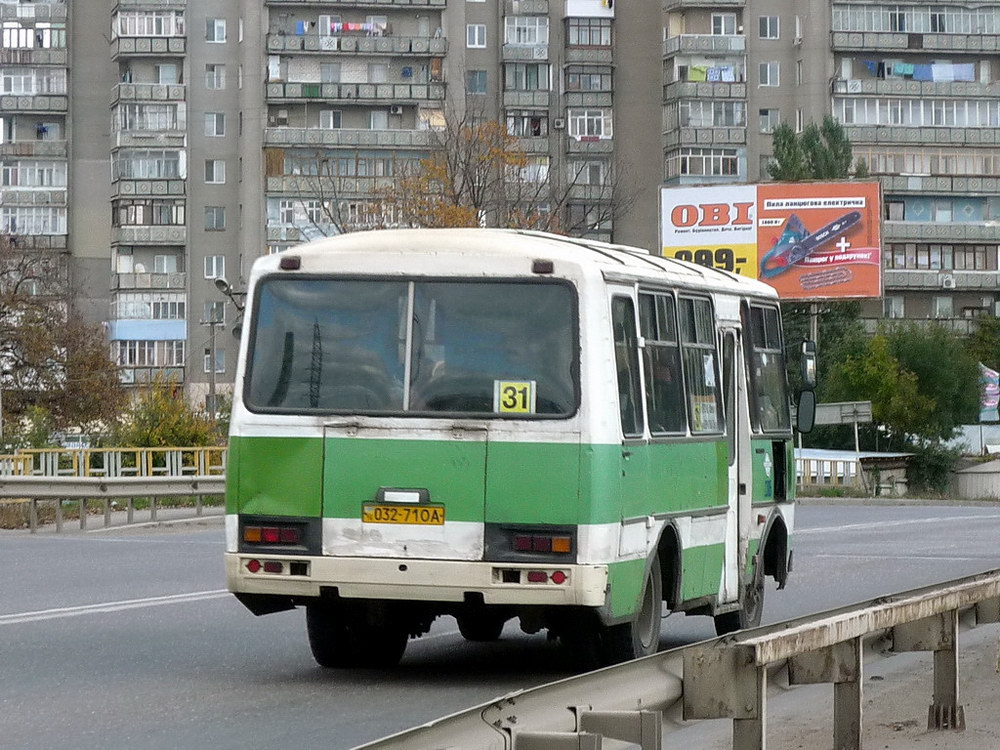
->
<box><xmin>553</xmin><ymin>117</ymin><xmax>565</xmax><ymax>130</ymax></box>
<box><xmin>942</xmin><ymin>274</ymin><xmax>956</xmax><ymax>289</ymax></box>
<box><xmin>390</xmin><ymin>105</ymin><xmax>404</xmax><ymax>115</ymax></box>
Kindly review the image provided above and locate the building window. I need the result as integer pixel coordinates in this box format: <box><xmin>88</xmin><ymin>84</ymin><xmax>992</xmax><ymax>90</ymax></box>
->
<box><xmin>320</xmin><ymin>109</ymin><xmax>343</xmax><ymax>129</ymax></box>
<box><xmin>367</xmin><ymin>63</ymin><xmax>388</xmax><ymax>84</ymax></box>
<box><xmin>504</xmin><ymin>63</ymin><xmax>550</xmax><ymax>91</ymax></box>
<box><xmin>204</xmin><ymin>159</ymin><xmax>226</xmax><ymax>184</ymax></box>
<box><xmin>205</xmin><ymin>64</ymin><xmax>225</xmax><ymax>90</ymax></box>
<box><xmin>203</xmin><ymin>347</ymin><xmax>225</xmax><ymax>374</ymax></box>
<box><xmin>154</xmin><ymin>254</ymin><xmax>179</xmax><ymax>273</ymax></box>
<box><xmin>206</xmin><ymin>18</ymin><xmax>226</xmax><ymax>43</ymax></box>
<box><xmin>204</xmin><ymin>207</ymin><xmax>226</xmax><ymax>231</ymax></box>
<box><xmin>466</xmin><ymin>23</ymin><xmax>486</xmax><ymax>48</ymax></box>
<box><xmin>114</xmin><ymin>199</ymin><xmax>185</xmax><ymax>226</ymax></box>
<box><xmin>566</xmin><ymin>17</ymin><xmax>611</xmax><ymax>47</ymax></box>
<box><xmin>112</xmin><ymin>11</ymin><xmax>184</xmax><ymax>38</ymax></box>
<box><xmin>796</xmin><ymin>60</ymin><xmax>803</xmax><ymax>86</ymax></box>
<box><xmin>320</xmin><ymin>63</ymin><xmax>341</xmax><ymax>83</ymax></box>
<box><xmin>711</xmin><ymin>13</ymin><xmax>737</xmax><ymax>35</ymax></box>
<box><xmin>759</xmin><ymin>108</ymin><xmax>781</xmax><ymax>133</ymax></box>
<box><xmin>795</xmin><ymin>108</ymin><xmax>804</xmax><ymax>132</ymax></box>
<box><xmin>113</xmin><ymin>149</ymin><xmax>182</xmax><ymax>180</ymax></box>
<box><xmin>668</xmin><ymin>147</ymin><xmax>739</xmax><ymax>178</ymax></box>
<box><xmin>933</xmin><ymin>200</ymin><xmax>954</xmax><ymax>222</ymax></box>
<box><xmin>505</xmin><ymin>16</ymin><xmax>549</xmax><ymax>45</ymax></box>
<box><xmin>506</xmin><ymin>110</ymin><xmax>547</xmax><ymax>137</ymax></box>
<box><xmin>932</xmin><ymin>296</ymin><xmax>954</xmax><ymax>319</ymax></box>
<box><xmin>204</xmin><ymin>112</ymin><xmax>225</xmax><ymax>137</ymax></box>
<box><xmin>204</xmin><ymin>255</ymin><xmax>225</xmax><ymax>279</ymax></box>
<box><xmin>466</xmin><ymin>69</ymin><xmax>487</xmax><ymax>94</ymax></box>
<box><xmin>760</xmin><ymin>61</ymin><xmax>779</xmax><ymax>86</ymax></box>
<box><xmin>565</xmin><ymin>65</ymin><xmax>612</xmax><ymax>92</ymax></box>
<box><xmin>759</xmin><ymin>16</ymin><xmax>779</xmax><ymax>39</ymax></box>
<box><xmin>370</xmin><ymin>110</ymin><xmax>389</xmax><ymax>130</ymax></box>
<box><xmin>568</xmin><ymin>108</ymin><xmax>613</xmax><ymax>139</ymax></box>
<box><xmin>204</xmin><ymin>301</ymin><xmax>225</xmax><ymax>324</ymax></box>
<box><xmin>569</xmin><ymin>159</ymin><xmax>607</xmax><ymax>186</ymax></box>
<box><xmin>679</xmin><ymin>101</ymin><xmax>746</xmax><ymax>127</ymax></box>
<box><xmin>884</xmin><ymin>296</ymin><xmax>905</xmax><ymax>319</ymax></box>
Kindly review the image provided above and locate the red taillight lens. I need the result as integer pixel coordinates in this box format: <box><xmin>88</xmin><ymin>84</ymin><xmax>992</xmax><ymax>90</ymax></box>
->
<box><xmin>246</xmin><ymin>559</ymin><xmax>261</xmax><ymax>573</ymax></box>
<box><xmin>279</xmin><ymin>528</ymin><xmax>300</xmax><ymax>544</ymax></box>
<box><xmin>550</xmin><ymin>570</ymin><xmax>567</xmax><ymax>585</ymax></box>
<box><xmin>526</xmin><ymin>571</ymin><xmax>548</xmax><ymax>583</ymax></box>
<box><xmin>262</xmin><ymin>527</ymin><xmax>280</xmax><ymax>543</ymax></box>
<box><xmin>263</xmin><ymin>561</ymin><xmax>283</xmax><ymax>574</ymax></box>
<box><xmin>513</xmin><ymin>535</ymin><xmax>532</xmax><ymax>551</ymax></box>
<box><xmin>532</xmin><ymin>536</ymin><xmax>552</xmax><ymax>553</ymax></box>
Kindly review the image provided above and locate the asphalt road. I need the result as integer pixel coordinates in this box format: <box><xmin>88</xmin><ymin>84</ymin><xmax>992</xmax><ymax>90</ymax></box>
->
<box><xmin>2</xmin><ymin>503</ymin><xmax>999</xmax><ymax>750</ymax></box>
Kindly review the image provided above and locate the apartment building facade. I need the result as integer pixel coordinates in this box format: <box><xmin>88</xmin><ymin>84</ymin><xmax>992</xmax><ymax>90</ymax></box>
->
<box><xmin>1</xmin><ymin>0</ymin><xmax>997</xmax><ymax>402</ymax></box>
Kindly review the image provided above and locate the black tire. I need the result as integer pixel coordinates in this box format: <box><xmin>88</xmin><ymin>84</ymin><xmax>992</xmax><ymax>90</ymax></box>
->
<box><xmin>557</xmin><ymin>610</ymin><xmax>604</xmax><ymax>672</ymax></box>
<box><xmin>456</xmin><ymin>613</ymin><xmax>507</xmax><ymax>642</ymax></box>
<box><xmin>714</xmin><ymin>573</ymin><xmax>765</xmax><ymax>635</ymax></box>
<box><xmin>306</xmin><ymin>604</ymin><xmax>408</xmax><ymax>668</ymax></box>
<box><xmin>601</xmin><ymin>554</ymin><xmax>663</xmax><ymax>665</ymax></box>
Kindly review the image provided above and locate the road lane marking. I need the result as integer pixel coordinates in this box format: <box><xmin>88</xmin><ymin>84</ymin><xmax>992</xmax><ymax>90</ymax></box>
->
<box><xmin>0</xmin><ymin>589</ymin><xmax>230</xmax><ymax>626</ymax></box>
<box><xmin>797</xmin><ymin>513</ymin><xmax>1000</xmax><ymax>535</ymax></box>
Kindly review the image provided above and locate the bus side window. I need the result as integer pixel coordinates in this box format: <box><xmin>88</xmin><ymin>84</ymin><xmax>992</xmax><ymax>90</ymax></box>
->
<box><xmin>679</xmin><ymin>297</ymin><xmax>723</xmax><ymax>434</ymax></box>
<box><xmin>612</xmin><ymin>296</ymin><xmax>644</xmax><ymax>437</ymax></box>
<box><xmin>639</xmin><ymin>292</ymin><xmax>686</xmax><ymax>434</ymax></box>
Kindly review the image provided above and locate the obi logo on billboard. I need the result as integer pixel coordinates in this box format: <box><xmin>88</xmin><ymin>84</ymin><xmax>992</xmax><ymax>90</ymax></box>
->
<box><xmin>660</xmin><ymin>182</ymin><xmax>883</xmax><ymax>299</ymax></box>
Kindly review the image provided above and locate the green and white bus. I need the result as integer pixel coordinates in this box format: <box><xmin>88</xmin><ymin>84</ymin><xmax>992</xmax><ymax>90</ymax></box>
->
<box><xmin>224</xmin><ymin>228</ymin><xmax>814</xmax><ymax>668</ymax></box>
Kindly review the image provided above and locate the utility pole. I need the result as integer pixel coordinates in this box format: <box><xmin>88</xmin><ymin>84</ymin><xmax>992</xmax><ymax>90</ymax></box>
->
<box><xmin>201</xmin><ymin>317</ymin><xmax>223</xmax><ymax>415</ymax></box>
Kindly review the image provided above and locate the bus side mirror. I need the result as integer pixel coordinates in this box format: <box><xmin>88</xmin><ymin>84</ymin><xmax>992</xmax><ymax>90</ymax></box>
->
<box><xmin>796</xmin><ymin>389</ymin><xmax>816</xmax><ymax>434</ymax></box>
<box><xmin>800</xmin><ymin>340</ymin><xmax>817</xmax><ymax>391</ymax></box>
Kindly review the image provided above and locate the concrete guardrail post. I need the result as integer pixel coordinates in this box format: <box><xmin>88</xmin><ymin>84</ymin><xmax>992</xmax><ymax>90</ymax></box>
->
<box><xmin>892</xmin><ymin>610</ymin><xmax>965</xmax><ymax>730</ymax></box>
<box><xmin>683</xmin><ymin>644</ymin><xmax>766</xmax><ymax>750</ymax></box>
<box><xmin>788</xmin><ymin>636</ymin><xmax>863</xmax><ymax>749</ymax></box>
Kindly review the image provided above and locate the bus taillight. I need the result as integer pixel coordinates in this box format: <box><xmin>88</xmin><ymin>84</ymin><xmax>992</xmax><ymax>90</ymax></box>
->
<box><xmin>243</xmin><ymin>526</ymin><xmax>301</xmax><ymax>545</ymax></box>
<box><xmin>512</xmin><ymin>535</ymin><xmax>572</xmax><ymax>554</ymax></box>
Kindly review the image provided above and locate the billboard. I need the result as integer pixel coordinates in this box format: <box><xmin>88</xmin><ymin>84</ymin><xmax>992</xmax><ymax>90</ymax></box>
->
<box><xmin>660</xmin><ymin>181</ymin><xmax>882</xmax><ymax>299</ymax></box>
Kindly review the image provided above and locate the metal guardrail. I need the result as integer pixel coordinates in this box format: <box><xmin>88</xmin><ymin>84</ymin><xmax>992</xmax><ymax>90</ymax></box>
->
<box><xmin>357</xmin><ymin>569</ymin><xmax>1000</xmax><ymax>750</ymax></box>
<box><xmin>0</xmin><ymin>475</ymin><xmax>225</xmax><ymax>533</ymax></box>
<box><xmin>0</xmin><ymin>447</ymin><xmax>226</xmax><ymax>478</ymax></box>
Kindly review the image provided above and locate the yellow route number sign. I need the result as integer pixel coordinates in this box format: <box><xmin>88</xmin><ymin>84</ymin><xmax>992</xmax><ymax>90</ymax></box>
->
<box><xmin>662</xmin><ymin>244</ymin><xmax>758</xmax><ymax>280</ymax></box>
<box><xmin>494</xmin><ymin>380</ymin><xmax>536</xmax><ymax>414</ymax></box>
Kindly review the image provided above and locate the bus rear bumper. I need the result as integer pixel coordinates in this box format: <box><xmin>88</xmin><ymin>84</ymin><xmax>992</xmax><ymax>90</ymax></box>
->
<box><xmin>225</xmin><ymin>553</ymin><xmax>609</xmax><ymax>607</ymax></box>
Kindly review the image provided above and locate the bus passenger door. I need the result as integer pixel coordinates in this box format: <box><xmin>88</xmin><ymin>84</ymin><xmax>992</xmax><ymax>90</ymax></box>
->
<box><xmin>611</xmin><ymin>295</ymin><xmax>650</xmax><ymax>523</ymax></box>
<box><xmin>721</xmin><ymin>329</ymin><xmax>749</xmax><ymax>603</ymax></box>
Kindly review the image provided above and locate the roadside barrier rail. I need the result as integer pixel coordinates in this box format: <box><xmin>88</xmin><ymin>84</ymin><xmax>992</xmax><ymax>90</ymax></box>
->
<box><xmin>0</xmin><ymin>447</ymin><xmax>226</xmax><ymax>478</ymax></box>
<box><xmin>795</xmin><ymin>457</ymin><xmax>861</xmax><ymax>488</ymax></box>
<box><xmin>357</xmin><ymin>569</ymin><xmax>1000</xmax><ymax>750</ymax></box>
<box><xmin>0</xmin><ymin>475</ymin><xmax>225</xmax><ymax>533</ymax></box>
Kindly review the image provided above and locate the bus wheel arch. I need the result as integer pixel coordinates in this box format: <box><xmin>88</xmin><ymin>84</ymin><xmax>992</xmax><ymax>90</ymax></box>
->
<box><xmin>761</xmin><ymin>513</ymin><xmax>789</xmax><ymax>590</ymax></box>
<box><xmin>655</xmin><ymin>524</ymin><xmax>682</xmax><ymax>610</ymax></box>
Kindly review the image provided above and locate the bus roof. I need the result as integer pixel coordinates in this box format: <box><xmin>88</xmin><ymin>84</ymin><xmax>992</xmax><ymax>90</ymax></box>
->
<box><xmin>258</xmin><ymin>228</ymin><xmax>779</xmax><ymax>300</ymax></box>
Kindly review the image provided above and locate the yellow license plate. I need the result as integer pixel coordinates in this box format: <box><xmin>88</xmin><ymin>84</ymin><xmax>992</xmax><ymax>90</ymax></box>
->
<box><xmin>362</xmin><ymin>504</ymin><xmax>445</xmax><ymax>526</ymax></box>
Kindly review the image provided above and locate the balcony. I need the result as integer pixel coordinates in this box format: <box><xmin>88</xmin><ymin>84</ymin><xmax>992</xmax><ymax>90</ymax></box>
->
<box><xmin>883</xmin><ymin>269</ymin><xmax>1000</xmax><ymax>290</ymax></box>
<box><xmin>665</xmin><ymin>127</ymin><xmax>746</xmax><ymax>147</ymax></box>
<box><xmin>266</xmin><ymin>175</ymin><xmax>395</xmax><ymax>195</ymax></box>
<box><xmin>502</xmin><ymin>44</ymin><xmax>548</xmax><ymax>62</ymax></box>
<box><xmin>884</xmin><ymin>221</ymin><xmax>1000</xmax><ymax>242</ymax></box>
<box><xmin>112</xmin><ymin>129</ymin><xmax>187</xmax><ymax>150</ymax></box>
<box><xmin>0</xmin><ymin>48</ymin><xmax>68</xmax><ymax>65</ymax></box>
<box><xmin>119</xmin><ymin>367</ymin><xmax>185</xmax><ymax>386</ymax></box>
<box><xmin>832</xmin><ymin>78</ymin><xmax>1000</xmax><ymax>98</ymax></box>
<box><xmin>0</xmin><ymin>94</ymin><xmax>67</xmax><ymax>114</ymax></box>
<box><xmin>115</xmin><ymin>0</ymin><xmax>186</xmax><ymax>6</ymax></box>
<box><xmin>3</xmin><ymin>234</ymin><xmax>67</xmax><ymax>251</ymax></box>
<box><xmin>0</xmin><ymin>2</ymin><xmax>68</xmax><ymax>21</ymax></box>
<box><xmin>664</xmin><ymin>80</ymin><xmax>746</xmax><ymax>101</ymax></box>
<box><xmin>877</xmin><ymin>174</ymin><xmax>1000</xmax><ymax>195</ymax></box>
<box><xmin>264</xmin><ymin>126</ymin><xmax>438</xmax><ymax>148</ymax></box>
<box><xmin>663</xmin><ymin>34</ymin><xmax>745</xmax><ymax>57</ymax></box>
<box><xmin>502</xmin><ymin>91</ymin><xmax>550</xmax><ymax>108</ymax></box>
<box><xmin>861</xmin><ymin>316</ymin><xmax>982</xmax><ymax>335</ymax></box>
<box><xmin>266</xmin><ymin>81</ymin><xmax>445</xmax><ymax>101</ymax></box>
<box><xmin>111</xmin><ymin>272</ymin><xmax>187</xmax><ymax>291</ymax></box>
<box><xmin>111</xmin><ymin>36</ymin><xmax>186</xmax><ymax>59</ymax></box>
<box><xmin>266</xmin><ymin>33</ymin><xmax>446</xmax><ymax>55</ymax></box>
<box><xmin>112</xmin><ymin>226</ymin><xmax>188</xmax><ymax>246</ymax></box>
<box><xmin>664</xmin><ymin>0</ymin><xmax>743</xmax><ymax>8</ymax></box>
<box><xmin>0</xmin><ymin>188</ymin><xmax>66</xmax><ymax>206</ymax></box>
<box><xmin>844</xmin><ymin>126</ymin><xmax>999</xmax><ymax>146</ymax></box>
<box><xmin>566</xmin><ymin>137</ymin><xmax>614</xmax><ymax>154</ymax></box>
<box><xmin>0</xmin><ymin>140</ymin><xmax>67</xmax><ymax>158</ymax></box>
<box><xmin>832</xmin><ymin>32</ymin><xmax>999</xmax><ymax>54</ymax></box>
<box><xmin>265</xmin><ymin>0</ymin><xmax>445</xmax><ymax>5</ymax></box>
<box><xmin>112</xmin><ymin>179</ymin><xmax>187</xmax><ymax>198</ymax></box>
<box><xmin>564</xmin><ymin>92</ymin><xmax>612</xmax><ymax>108</ymax></box>
<box><xmin>564</xmin><ymin>47</ymin><xmax>612</xmax><ymax>65</ymax></box>
<box><xmin>113</xmin><ymin>83</ymin><xmax>187</xmax><ymax>103</ymax></box>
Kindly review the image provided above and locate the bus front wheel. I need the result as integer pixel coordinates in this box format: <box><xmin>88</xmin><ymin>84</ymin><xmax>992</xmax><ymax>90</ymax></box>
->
<box><xmin>306</xmin><ymin>603</ymin><xmax>408</xmax><ymax>668</ymax></box>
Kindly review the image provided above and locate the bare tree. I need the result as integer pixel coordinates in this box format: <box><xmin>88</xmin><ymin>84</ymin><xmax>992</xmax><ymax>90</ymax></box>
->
<box><xmin>0</xmin><ymin>236</ymin><xmax>125</xmax><ymax>433</ymax></box>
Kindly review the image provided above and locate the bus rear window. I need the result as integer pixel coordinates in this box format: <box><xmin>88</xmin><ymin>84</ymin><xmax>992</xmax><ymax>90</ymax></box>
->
<box><xmin>246</xmin><ymin>278</ymin><xmax>577</xmax><ymax>416</ymax></box>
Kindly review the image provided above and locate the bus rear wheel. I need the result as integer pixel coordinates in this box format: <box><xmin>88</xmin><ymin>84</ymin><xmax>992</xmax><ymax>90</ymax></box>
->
<box><xmin>601</xmin><ymin>554</ymin><xmax>662</xmax><ymax>664</ymax></box>
<box><xmin>306</xmin><ymin>603</ymin><xmax>408</xmax><ymax>668</ymax></box>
